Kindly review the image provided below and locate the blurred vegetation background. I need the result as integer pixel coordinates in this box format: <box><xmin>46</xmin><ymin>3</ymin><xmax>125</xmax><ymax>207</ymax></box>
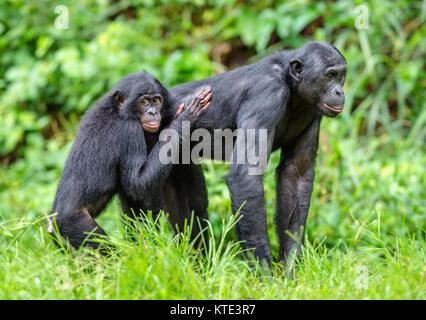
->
<box><xmin>0</xmin><ymin>0</ymin><xmax>425</xmax><ymax>299</ymax></box>
<box><xmin>1</xmin><ymin>0</ymin><xmax>424</xmax><ymax>160</ymax></box>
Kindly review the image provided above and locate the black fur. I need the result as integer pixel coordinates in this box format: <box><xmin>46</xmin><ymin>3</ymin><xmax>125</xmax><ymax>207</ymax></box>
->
<box><xmin>49</xmin><ymin>71</ymin><xmax>209</xmax><ymax>253</ymax></box>
<box><xmin>166</xmin><ymin>41</ymin><xmax>347</xmax><ymax>265</ymax></box>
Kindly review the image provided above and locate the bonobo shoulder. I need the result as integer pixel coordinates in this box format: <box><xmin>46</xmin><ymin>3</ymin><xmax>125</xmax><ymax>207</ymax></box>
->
<box><xmin>79</xmin><ymin>98</ymin><xmax>118</xmax><ymax>128</ymax></box>
<box><xmin>258</xmin><ymin>50</ymin><xmax>294</xmax><ymax>86</ymax></box>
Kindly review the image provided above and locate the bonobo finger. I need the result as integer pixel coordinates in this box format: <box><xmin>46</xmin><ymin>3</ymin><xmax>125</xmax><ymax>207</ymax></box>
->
<box><xmin>198</xmin><ymin>101</ymin><xmax>211</xmax><ymax>115</ymax></box>
<box><xmin>175</xmin><ymin>103</ymin><xmax>185</xmax><ymax>116</ymax></box>
<box><xmin>188</xmin><ymin>95</ymin><xmax>200</xmax><ymax>110</ymax></box>
<box><xmin>194</xmin><ymin>89</ymin><xmax>205</xmax><ymax>101</ymax></box>
<box><xmin>203</xmin><ymin>87</ymin><xmax>212</xmax><ymax>97</ymax></box>
<box><xmin>196</xmin><ymin>87</ymin><xmax>211</xmax><ymax>102</ymax></box>
<box><xmin>195</xmin><ymin>88</ymin><xmax>205</xmax><ymax>97</ymax></box>
<box><xmin>199</xmin><ymin>88</ymin><xmax>212</xmax><ymax>105</ymax></box>
<box><xmin>200</xmin><ymin>92</ymin><xmax>212</xmax><ymax>106</ymax></box>
<box><xmin>189</xmin><ymin>91</ymin><xmax>203</xmax><ymax>109</ymax></box>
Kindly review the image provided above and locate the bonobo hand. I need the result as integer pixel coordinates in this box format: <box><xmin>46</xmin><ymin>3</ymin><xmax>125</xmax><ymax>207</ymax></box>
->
<box><xmin>174</xmin><ymin>87</ymin><xmax>212</xmax><ymax>124</ymax></box>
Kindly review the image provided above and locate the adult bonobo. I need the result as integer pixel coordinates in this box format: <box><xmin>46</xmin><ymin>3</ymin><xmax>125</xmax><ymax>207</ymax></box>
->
<box><xmin>48</xmin><ymin>71</ymin><xmax>211</xmax><ymax>253</ymax></box>
<box><xmin>165</xmin><ymin>41</ymin><xmax>347</xmax><ymax>266</ymax></box>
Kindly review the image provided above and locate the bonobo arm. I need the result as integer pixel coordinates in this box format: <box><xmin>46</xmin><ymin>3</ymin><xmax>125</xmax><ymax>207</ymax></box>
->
<box><xmin>120</xmin><ymin>88</ymin><xmax>211</xmax><ymax>207</ymax></box>
<box><xmin>275</xmin><ymin>118</ymin><xmax>320</xmax><ymax>265</ymax></box>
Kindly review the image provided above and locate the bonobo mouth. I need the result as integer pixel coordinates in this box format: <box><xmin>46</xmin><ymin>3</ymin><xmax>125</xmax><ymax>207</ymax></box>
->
<box><xmin>323</xmin><ymin>102</ymin><xmax>343</xmax><ymax>114</ymax></box>
<box><xmin>142</xmin><ymin>122</ymin><xmax>160</xmax><ymax>132</ymax></box>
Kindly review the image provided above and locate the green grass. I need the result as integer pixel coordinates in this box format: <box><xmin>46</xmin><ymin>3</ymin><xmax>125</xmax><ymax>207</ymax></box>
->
<box><xmin>0</xmin><ymin>209</ymin><xmax>424</xmax><ymax>299</ymax></box>
<box><xmin>0</xmin><ymin>113</ymin><xmax>424</xmax><ymax>299</ymax></box>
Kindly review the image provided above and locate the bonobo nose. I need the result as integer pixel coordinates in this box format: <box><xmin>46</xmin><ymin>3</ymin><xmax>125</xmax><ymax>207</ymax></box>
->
<box><xmin>334</xmin><ymin>87</ymin><xmax>343</xmax><ymax>96</ymax></box>
<box><xmin>147</xmin><ymin>108</ymin><xmax>157</xmax><ymax>116</ymax></box>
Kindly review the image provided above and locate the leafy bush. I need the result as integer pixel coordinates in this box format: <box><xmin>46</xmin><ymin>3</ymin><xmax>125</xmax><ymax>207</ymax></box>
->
<box><xmin>0</xmin><ymin>0</ymin><xmax>424</xmax><ymax>158</ymax></box>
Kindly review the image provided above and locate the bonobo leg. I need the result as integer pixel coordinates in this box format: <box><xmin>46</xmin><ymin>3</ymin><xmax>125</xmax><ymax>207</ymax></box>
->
<box><xmin>118</xmin><ymin>192</ymin><xmax>165</xmax><ymax>244</ymax></box>
<box><xmin>49</xmin><ymin>207</ymin><xmax>108</xmax><ymax>252</ymax></box>
<box><xmin>223</xmin><ymin>125</ymin><xmax>275</xmax><ymax>265</ymax></box>
<box><xmin>276</xmin><ymin>119</ymin><xmax>320</xmax><ymax>265</ymax></box>
<box><xmin>118</xmin><ymin>193</ymin><xmax>146</xmax><ymax>227</ymax></box>
<box><xmin>165</xmin><ymin>163</ymin><xmax>209</xmax><ymax>248</ymax></box>
<box><xmin>225</xmin><ymin>166</ymin><xmax>271</xmax><ymax>264</ymax></box>
<box><xmin>119</xmin><ymin>186</ymin><xmax>163</xmax><ymax>222</ymax></box>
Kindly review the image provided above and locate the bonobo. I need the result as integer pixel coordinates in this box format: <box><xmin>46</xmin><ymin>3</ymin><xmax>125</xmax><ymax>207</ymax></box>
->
<box><xmin>165</xmin><ymin>41</ymin><xmax>347</xmax><ymax>266</ymax></box>
<box><xmin>48</xmin><ymin>71</ymin><xmax>211</xmax><ymax>253</ymax></box>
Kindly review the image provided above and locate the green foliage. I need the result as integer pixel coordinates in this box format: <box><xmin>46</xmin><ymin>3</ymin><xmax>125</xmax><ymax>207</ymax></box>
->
<box><xmin>0</xmin><ymin>0</ymin><xmax>424</xmax><ymax>156</ymax></box>
<box><xmin>0</xmin><ymin>0</ymin><xmax>424</xmax><ymax>299</ymax></box>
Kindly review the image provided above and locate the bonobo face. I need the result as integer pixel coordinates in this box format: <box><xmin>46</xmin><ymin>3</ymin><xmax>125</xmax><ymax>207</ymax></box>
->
<box><xmin>289</xmin><ymin>42</ymin><xmax>347</xmax><ymax>118</ymax></box>
<box><xmin>315</xmin><ymin>63</ymin><xmax>346</xmax><ymax>117</ymax></box>
<box><xmin>138</xmin><ymin>94</ymin><xmax>163</xmax><ymax>132</ymax></box>
<box><xmin>112</xmin><ymin>72</ymin><xmax>169</xmax><ymax>133</ymax></box>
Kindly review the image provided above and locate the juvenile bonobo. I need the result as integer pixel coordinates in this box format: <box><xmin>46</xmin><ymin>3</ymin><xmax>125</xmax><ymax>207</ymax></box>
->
<box><xmin>165</xmin><ymin>41</ymin><xmax>347</xmax><ymax>266</ymax></box>
<box><xmin>48</xmin><ymin>71</ymin><xmax>211</xmax><ymax>253</ymax></box>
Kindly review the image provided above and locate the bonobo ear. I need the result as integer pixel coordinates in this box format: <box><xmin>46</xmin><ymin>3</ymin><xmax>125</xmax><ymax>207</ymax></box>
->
<box><xmin>112</xmin><ymin>90</ymin><xmax>125</xmax><ymax>106</ymax></box>
<box><xmin>289</xmin><ymin>59</ymin><xmax>304</xmax><ymax>82</ymax></box>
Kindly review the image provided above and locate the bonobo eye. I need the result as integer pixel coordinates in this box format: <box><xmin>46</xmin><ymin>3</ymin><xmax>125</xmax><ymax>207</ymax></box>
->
<box><xmin>141</xmin><ymin>98</ymin><xmax>150</xmax><ymax>105</ymax></box>
<box><xmin>326</xmin><ymin>72</ymin><xmax>335</xmax><ymax>80</ymax></box>
<box><xmin>153</xmin><ymin>96</ymin><xmax>162</xmax><ymax>104</ymax></box>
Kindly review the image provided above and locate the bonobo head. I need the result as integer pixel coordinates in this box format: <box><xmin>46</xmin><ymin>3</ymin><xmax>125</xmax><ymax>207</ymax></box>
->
<box><xmin>288</xmin><ymin>41</ymin><xmax>347</xmax><ymax>118</ymax></box>
<box><xmin>111</xmin><ymin>71</ymin><xmax>169</xmax><ymax>132</ymax></box>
